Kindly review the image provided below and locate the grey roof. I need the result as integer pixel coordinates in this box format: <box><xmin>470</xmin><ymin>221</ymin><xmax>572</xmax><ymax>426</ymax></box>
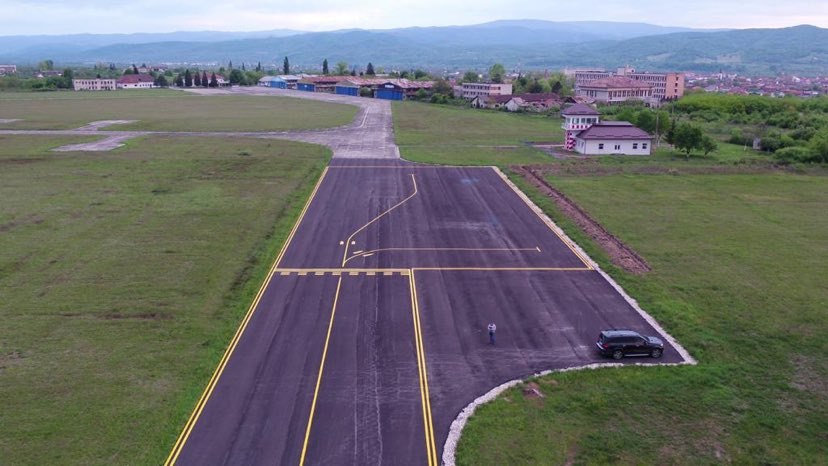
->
<box><xmin>576</xmin><ymin>122</ymin><xmax>651</xmax><ymax>140</ymax></box>
<box><xmin>562</xmin><ymin>103</ymin><xmax>600</xmax><ymax>116</ymax></box>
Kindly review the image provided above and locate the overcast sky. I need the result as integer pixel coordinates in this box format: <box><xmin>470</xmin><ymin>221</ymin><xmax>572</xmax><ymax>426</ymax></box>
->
<box><xmin>1</xmin><ymin>0</ymin><xmax>826</xmax><ymax>35</ymax></box>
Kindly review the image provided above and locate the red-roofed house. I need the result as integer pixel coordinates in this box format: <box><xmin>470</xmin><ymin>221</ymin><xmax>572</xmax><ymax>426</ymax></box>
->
<box><xmin>574</xmin><ymin>122</ymin><xmax>651</xmax><ymax>155</ymax></box>
<box><xmin>117</xmin><ymin>74</ymin><xmax>155</xmax><ymax>89</ymax></box>
<box><xmin>561</xmin><ymin>103</ymin><xmax>651</xmax><ymax>155</ymax></box>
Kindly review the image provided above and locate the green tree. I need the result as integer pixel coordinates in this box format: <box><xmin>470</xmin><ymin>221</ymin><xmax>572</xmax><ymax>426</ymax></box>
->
<box><xmin>432</xmin><ymin>78</ymin><xmax>452</xmax><ymax>96</ymax></box>
<box><xmin>229</xmin><ymin>69</ymin><xmax>246</xmax><ymax>85</ymax></box>
<box><xmin>209</xmin><ymin>72</ymin><xmax>218</xmax><ymax>88</ymax></box>
<box><xmin>350</xmin><ymin>67</ymin><xmax>357</xmax><ymax>77</ymax></box>
<box><xmin>322</xmin><ymin>59</ymin><xmax>329</xmax><ymax>75</ymax></box>
<box><xmin>701</xmin><ymin>135</ymin><xmax>718</xmax><ymax>156</ymax></box>
<box><xmin>154</xmin><ymin>75</ymin><xmax>169</xmax><ymax>87</ymax></box>
<box><xmin>175</xmin><ymin>74</ymin><xmax>184</xmax><ymax>87</ymax></box>
<box><xmin>123</xmin><ymin>67</ymin><xmax>134</xmax><ymax>75</ymax></box>
<box><xmin>334</xmin><ymin>62</ymin><xmax>349</xmax><ymax>75</ymax></box>
<box><xmin>636</xmin><ymin>110</ymin><xmax>657</xmax><ymax>134</ymax></box>
<box><xmin>228</xmin><ymin>60</ymin><xmax>233</xmax><ymax>69</ymax></box>
<box><xmin>39</xmin><ymin>59</ymin><xmax>54</xmax><ymax>71</ymax></box>
<box><xmin>366</xmin><ymin>62</ymin><xmax>375</xmax><ymax>76</ymax></box>
<box><xmin>527</xmin><ymin>79</ymin><xmax>544</xmax><ymax>93</ymax></box>
<box><xmin>413</xmin><ymin>69</ymin><xmax>428</xmax><ymax>79</ymax></box>
<box><xmin>193</xmin><ymin>71</ymin><xmax>201</xmax><ymax>86</ymax></box>
<box><xmin>184</xmin><ymin>70</ymin><xmax>192</xmax><ymax>87</ymax></box>
<box><xmin>462</xmin><ymin>71</ymin><xmax>479</xmax><ymax>83</ymax></box>
<box><xmin>201</xmin><ymin>71</ymin><xmax>208</xmax><ymax>87</ymax></box>
<box><xmin>807</xmin><ymin>128</ymin><xmax>828</xmax><ymax>163</ymax></box>
<box><xmin>256</xmin><ymin>62</ymin><xmax>262</xmax><ymax>72</ymax></box>
<box><xmin>674</xmin><ymin>123</ymin><xmax>705</xmax><ymax>160</ymax></box>
<box><xmin>488</xmin><ymin>63</ymin><xmax>506</xmax><ymax>83</ymax></box>
<box><xmin>132</xmin><ymin>64</ymin><xmax>139</xmax><ymax>74</ymax></box>
<box><xmin>283</xmin><ymin>56</ymin><xmax>290</xmax><ymax>75</ymax></box>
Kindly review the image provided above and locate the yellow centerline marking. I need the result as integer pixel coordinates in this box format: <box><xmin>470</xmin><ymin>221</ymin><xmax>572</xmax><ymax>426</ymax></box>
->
<box><xmin>299</xmin><ymin>276</ymin><xmax>344</xmax><ymax>466</ymax></box>
<box><xmin>343</xmin><ymin>246</ymin><xmax>541</xmax><ymax>266</ymax></box>
<box><xmin>341</xmin><ymin>174</ymin><xmax>418</xmax><ymax>266</ymax></box>
<box><xmin>164</xmin><ymin>166</ymin><xmax>329</xmax><ymax>466</ymax></box>
<box><xmin>410</xmin><ymin>270</ymin><xmax>438</xmax><ymax>466</ymax></box>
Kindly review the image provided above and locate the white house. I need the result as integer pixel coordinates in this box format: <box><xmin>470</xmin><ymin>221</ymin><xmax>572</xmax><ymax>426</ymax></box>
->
<box><xmin>561</xmin><ymin>103</ymin><xmax>652</xmax><ymax>155</ymax></box>
<box><xmin>73</xmin><ymin>78</ymin><xmax>116</xmax><ymax>91</ymax></box>
<box><xmin>574</xmin><ymin>121</ymin><xmax>652</xmax><ymax>155</ymax></box>
<box><xmin>116</xmin><ymin>74</ymin><xmax>155</xmax><ymax>89</ymax></box>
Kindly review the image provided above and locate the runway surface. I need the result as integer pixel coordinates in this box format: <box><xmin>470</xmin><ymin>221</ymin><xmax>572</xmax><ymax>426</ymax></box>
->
<box><xmin>168</xmin><ymin>159</ymin><xmax>688</xmax><ymax>465</ymax></box>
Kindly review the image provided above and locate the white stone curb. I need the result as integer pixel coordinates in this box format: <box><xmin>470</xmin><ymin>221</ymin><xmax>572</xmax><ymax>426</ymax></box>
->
<box><xmin>440</xmin><ymin>168</ymin><xmax>699</xmax><ymax>465</ymax></box>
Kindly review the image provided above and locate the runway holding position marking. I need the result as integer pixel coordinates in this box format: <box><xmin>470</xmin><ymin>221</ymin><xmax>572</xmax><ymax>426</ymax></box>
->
<box><xmin>169</xmin><ymin>160</ymin><xmax>689</xmax><ymax>465</ymax></box>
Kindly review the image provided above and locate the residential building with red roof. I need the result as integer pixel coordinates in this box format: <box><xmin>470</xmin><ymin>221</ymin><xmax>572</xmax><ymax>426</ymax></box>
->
<box><xmin>116</xmin><ymin>73</ymin><xmax>155</xmax><ymax>89</ymax></box>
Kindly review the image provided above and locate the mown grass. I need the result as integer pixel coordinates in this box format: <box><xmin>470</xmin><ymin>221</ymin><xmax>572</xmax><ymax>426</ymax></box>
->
<box><xmin>0</xmin><ymin>89</ymin><xmax>357</xmax><ymax>131</ymax></box>
<box><xmin>456</xmin><ymin>172</ymin><xmax>828</xmax><ymax>465</ymax></box>
<box><xmin>393</xmin><ymin>101</ymin><xmax>561</xmax><ymax>165</ymax></box>
<box><xmin>0</xmin><ymin>135</ymin><xmax>330</xmax><ymax>465</ymax></box>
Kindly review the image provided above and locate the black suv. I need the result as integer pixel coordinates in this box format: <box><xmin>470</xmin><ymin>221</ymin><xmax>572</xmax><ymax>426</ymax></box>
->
<box><xmin>596</xmin><ymin>330</ymin><xmax>664</xmax><ymax>359</ymax></box>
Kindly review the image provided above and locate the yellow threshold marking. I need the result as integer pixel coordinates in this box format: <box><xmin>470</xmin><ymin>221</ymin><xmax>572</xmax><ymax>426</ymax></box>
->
<box><xmin>410</xmin><ymin>270</ymin><xmax>438</xmax><ymax>466</ymax></box>
<box><xmin>341</xmin><ymin>174</ymin><xmax>418</xmax><ymax>266</ymax></box>
<box><xmin>492</xmin><ymin>167</ymin><xmax>595</xmax><ymax>270</ymax></box>
<box><xmin>164</xmin><ymin>166</ymin><xmax>329</xmax><ymax>466</ymax></box>
<box><xmin>299</xmin><ymin>276</ymin><xmax>344</xmax><ymax>466</ymax></box>
<box><xmin>344</xmin><ymin>246</ymin><xmax>541</xmax><ymax>266</ymax></box>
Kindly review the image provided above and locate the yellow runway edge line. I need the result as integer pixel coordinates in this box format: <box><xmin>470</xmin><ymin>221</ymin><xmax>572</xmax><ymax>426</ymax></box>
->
<box><xmin>164</xmin><ymin>167</ymin><xmax>329</xmax><ymax>466</ymax></box>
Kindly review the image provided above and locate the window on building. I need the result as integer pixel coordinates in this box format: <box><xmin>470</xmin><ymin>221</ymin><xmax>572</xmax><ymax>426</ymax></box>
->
<box><xmin>614</xmin><ymin>144</ymin><xmax>621</xmax><ymax>150</ymax></box>
<box><xmin>598</xmin><ymin>143</ymin><xmax>604</xmax><ymax>149</ymax></box>
<box><xmin>643</xmin><ymin>143</ymin><xmax>648</xmax><ymax>149</ymax></box>
<box><xmin>633</xmin><ymin>143</ymin><xmax>638</xmax><ymax>149</ymax></box>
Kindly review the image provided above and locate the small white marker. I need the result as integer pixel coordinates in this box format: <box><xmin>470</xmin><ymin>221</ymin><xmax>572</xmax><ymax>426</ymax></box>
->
<box><xmin>351</xmin><ymin>241</ymin><xmax>356</xmax><ymax>245</ymax></box>
<box><xmin>339</xmin><ymin>241</ymin><xmax>344</xmax><ymax>245</ymax></box>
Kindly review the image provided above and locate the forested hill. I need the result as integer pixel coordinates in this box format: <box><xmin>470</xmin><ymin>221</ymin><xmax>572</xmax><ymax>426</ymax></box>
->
<box><xmin>1</xmin><ymin>23</ymin><xmax>825</xmax><ymax>75</ymax></box>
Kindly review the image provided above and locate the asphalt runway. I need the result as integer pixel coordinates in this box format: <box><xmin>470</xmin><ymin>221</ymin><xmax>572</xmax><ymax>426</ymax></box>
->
<box><xmin>168</xmin><ymin>159</ymin><xmax>688</xmax><ymax>465</ymax></box>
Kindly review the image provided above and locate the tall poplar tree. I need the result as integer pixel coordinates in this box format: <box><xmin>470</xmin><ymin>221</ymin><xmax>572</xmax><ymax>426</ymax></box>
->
<box><xmin>283</xmin><ymin>56</ymin><xmax>290</xmax><ymax>75</ymax></box>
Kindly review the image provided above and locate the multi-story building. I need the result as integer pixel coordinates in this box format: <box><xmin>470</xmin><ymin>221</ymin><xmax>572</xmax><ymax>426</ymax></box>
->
<box><xmin>574</xmin><ymin>66</ymin><xmax>685</xmax><ymax>101</ymax></box>
<box><xmin>576</xmin><ymin>77</ymin><xmax>655</xmax><ymax>105</ymax></box>
<box><xmin>458</xmin><ymin>82</ymin><xmax>512</xmax><ymax>99</ymax></box>
<box><xmin>72</xmin><ymin>78</ymin><xmax>116</xmax><ymax>91</ymax></box>
<box><xmin>0</xmin><ymin>65</ymin><xmax>17</xmax><ymax>75</ymax></box>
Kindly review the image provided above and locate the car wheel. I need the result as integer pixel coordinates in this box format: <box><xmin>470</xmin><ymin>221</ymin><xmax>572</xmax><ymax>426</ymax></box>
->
<box><xmin>612</xmin><ymin>349</ymin><xmax>623</xmax><ymax>360</ymax></box>
<box><xmin>651</xmin><ymin>348</ymin><xmax>663</xmax><ymax>358</ymax></box>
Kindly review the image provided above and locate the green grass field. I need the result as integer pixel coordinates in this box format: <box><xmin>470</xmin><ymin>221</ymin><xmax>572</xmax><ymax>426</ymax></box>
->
<box><xmin>393</xmin><ymin>101</ymin><xmax>561</xmax><ymax>165</ymax></box>
<box><xmin>0</xmin><ymin>89</ymin><xmax>357</xmax><ymax>131</ymax></box>
<box><xmin>456</xmin><ymin>172</ymin><xmax>828</xmax><ymax>465</ymax></box>
<box><xmin>0</xmin><ymin>135</ymin><xmax>330</xmax><ymax>465</ymax></box>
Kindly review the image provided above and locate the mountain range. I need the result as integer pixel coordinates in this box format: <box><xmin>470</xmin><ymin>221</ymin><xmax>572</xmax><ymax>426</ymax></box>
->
<box><xmin>1</xmin><ymin>21</ymin><xmax>825</xmax><ymax>75</ymax></box>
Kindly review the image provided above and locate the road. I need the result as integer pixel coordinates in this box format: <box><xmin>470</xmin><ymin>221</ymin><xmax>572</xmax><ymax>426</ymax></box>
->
<box><xmin>167</xmin><ymin>159</ymin><xmax>690</xmax><ymax>466</ymax></box>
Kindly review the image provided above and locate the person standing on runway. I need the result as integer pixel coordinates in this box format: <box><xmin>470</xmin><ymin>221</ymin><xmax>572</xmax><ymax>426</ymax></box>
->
<box><xmin>487</xmin><ymin>322</ymin><xmax>497</xmax><ymax>345</ymax></box>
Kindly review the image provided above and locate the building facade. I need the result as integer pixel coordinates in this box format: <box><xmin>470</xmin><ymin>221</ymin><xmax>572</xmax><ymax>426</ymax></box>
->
<box><xmin>574</xmin><ymin>67</ymin><xmax>685</xmax><ymax>101</ymax></box>
<box><xmin>459</xmin><ymin>82</ymin><xmax>512</xmax><ymax>99</ymax></box>
<box><xmin>574</xmin><ymin>122</ymin><xmax>652</xmax><ymax>155</ymax></box>
<box><xmin>116</xmin><ymin>74</ymin><xmax>155</xmax><ymax>89</ymax></box>
<box><xmin>72</xmin><ymin>78</ymin><xmax>116</xmax><ymax>91</ymax></box>
<box><xmin>561</xmin><ymin>103</ymin><xmax>601</xmax><ymax>150</ymax></box>
<box><xmin>0</xmin><ymin>65</ymin><xmax>17</xmax><ymax>75</ymax></box>
<box><xmin>577</xmin><ymin>77</ymin><xmax>655</xmax><ymax>105</ymax></box>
